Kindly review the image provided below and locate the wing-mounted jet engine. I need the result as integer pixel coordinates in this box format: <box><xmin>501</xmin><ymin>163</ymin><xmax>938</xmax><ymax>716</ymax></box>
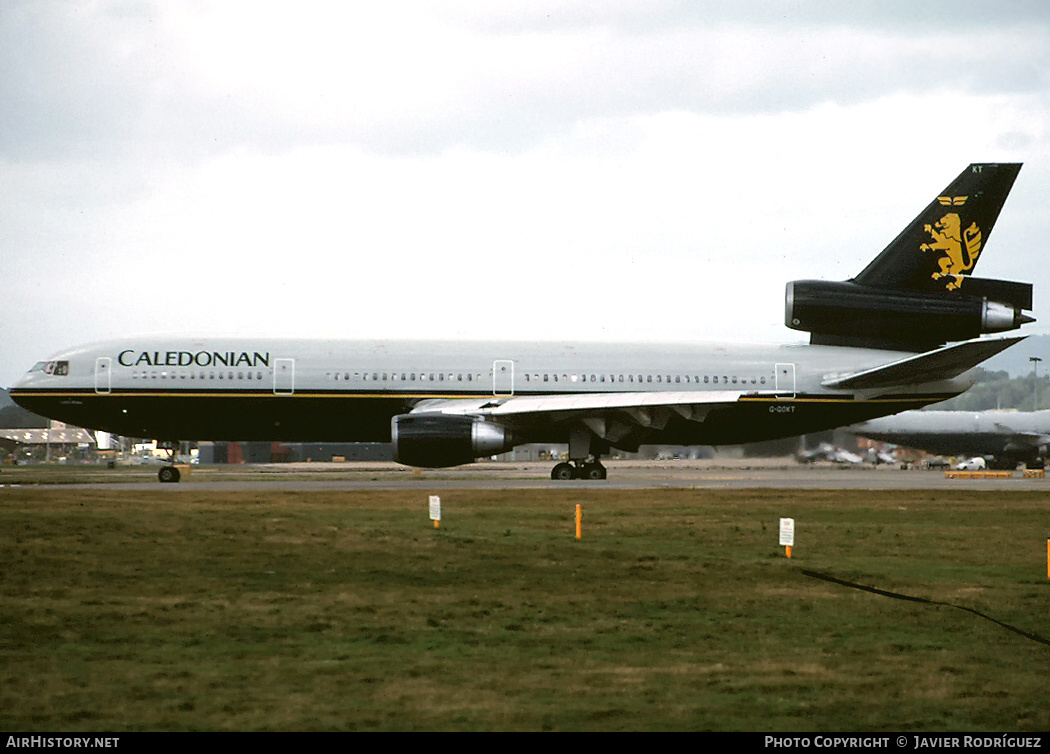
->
<box><xmin>785</xmin><ymin>163</ymin><xmax>1034</xmax><ymax>351</ymax></box>
<box><xmin>390</xmin><ymin>414</ymin><xmax>515</xmax><ymax>468</ymax></box>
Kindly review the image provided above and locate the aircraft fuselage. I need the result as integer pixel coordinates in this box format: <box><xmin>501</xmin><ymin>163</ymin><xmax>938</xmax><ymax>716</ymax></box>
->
<box><xmin>10</xmin><ymin>336</ymin><xmax>975</xmax><ymax>448</ymax></box>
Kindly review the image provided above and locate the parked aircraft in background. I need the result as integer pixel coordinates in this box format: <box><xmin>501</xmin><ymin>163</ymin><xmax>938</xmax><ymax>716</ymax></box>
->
<box><xmin>796</xmin><ymin>443</ymin><xmax>865</xmax><ymax>465</ymax></box>
<box><xmin>864</xmin><ymin>447</ymin><xmax>898</xmax><ymax>465</ymax></box>
<box><xmin>849</xmin><ymin>409</ymin><xmax>1050</xmax><ymax>470</ymax></box>
<box><xmin>10</xmin><ymin>164</ymin><xmax>1034</xmax><ymax>481</ymax></box>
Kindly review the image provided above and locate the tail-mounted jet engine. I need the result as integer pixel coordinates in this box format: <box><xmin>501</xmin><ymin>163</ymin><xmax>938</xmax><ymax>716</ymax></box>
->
<box><xmin>391</xmin><ymin>414</ymin><xmax>515</xmax><ymax>468</ymax></box>
<box><xmin>785</xmin><ymin>278</ymin><xmax>1034</xmax><ymax>350</ymax></box>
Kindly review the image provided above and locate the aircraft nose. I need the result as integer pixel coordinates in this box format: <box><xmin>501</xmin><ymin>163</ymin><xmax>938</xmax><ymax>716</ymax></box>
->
<box><xmin>11</xmin><ymin>367</ymin><xmax>35</xmax><ymax>389</ymax></box>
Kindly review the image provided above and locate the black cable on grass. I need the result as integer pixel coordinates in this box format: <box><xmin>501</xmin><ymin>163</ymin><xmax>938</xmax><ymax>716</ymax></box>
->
<box><xmin>800</xmin><ymin>569</ymin><xmax>1050</xmax><ymax>647</ymax></box>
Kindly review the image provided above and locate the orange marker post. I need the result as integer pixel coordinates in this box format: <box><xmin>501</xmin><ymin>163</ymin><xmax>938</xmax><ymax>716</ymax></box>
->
<box><xmin>1046</xmin><ymin>539</ymin><xmax>1049</xmax><ymax>580</ymax></box>
<box><xmin>575</xmin><ymin>504</ymin><xmax>582</xmax><ymax>541</ymax></box>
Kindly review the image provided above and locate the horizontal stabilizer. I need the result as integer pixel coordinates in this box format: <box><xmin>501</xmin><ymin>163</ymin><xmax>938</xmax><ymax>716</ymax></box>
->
<box><xmin>821</xmin><ymin>336</ymin><xmax>1026</xmax><ymax>390</ymax></box>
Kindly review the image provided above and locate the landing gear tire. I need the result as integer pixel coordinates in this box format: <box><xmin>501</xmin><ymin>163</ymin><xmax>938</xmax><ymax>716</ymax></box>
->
<box><xmin>550</xmin><ymin>460</ymin><xmax>607</xmax><ymax>480</ymax></box>
<box><xmin>551</xmin><ymin>462</ymin><xmax>576</xmax><ymax>481</ymax></box>
<box><xmin>158</xmin><ymin>466</ymin><xmax>181</xmax><ymax>484</ymax></box>
<box><xmin>579</xmin><ymin>462</ymin><xmax>607</xmax><ymax>480</ymax></box>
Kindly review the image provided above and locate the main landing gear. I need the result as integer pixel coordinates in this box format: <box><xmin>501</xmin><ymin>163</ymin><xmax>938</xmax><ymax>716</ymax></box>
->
<box><xmin>550</xmin><ymin>459</ymin><xmax>607</xmax><ymax>480</ymax></box>
<box><xmin>550</xmin><ymin>426</ymin><xmax>608</xmax><ymax>480</ymax></box>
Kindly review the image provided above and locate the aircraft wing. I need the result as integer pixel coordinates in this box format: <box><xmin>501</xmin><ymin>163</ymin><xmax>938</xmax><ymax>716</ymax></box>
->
<box><xmin>409</xmin><ymin>390</ymin><xmax>753</xmax><ymax>424</ymax></box>
<box><xmin>991</xmin><ymin>423</ymin><xmax>1050</xmax><ymax>449</ymax></box>
<box><xmin>821</xmin><ymin>336</ymin><xmax>1026</xmax><ymax>391</ymax></box>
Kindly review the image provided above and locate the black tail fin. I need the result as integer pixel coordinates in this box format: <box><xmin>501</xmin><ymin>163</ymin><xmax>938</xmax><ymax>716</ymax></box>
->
<box><xmin>853</xmin><ymin>163</ymin><xmax>1021</xmax><ymax>291</ymax></box>
<box><xmin>785</xmin><ymin>163</ymin><xmax>1033</xmax><ymax>351</ymax></box>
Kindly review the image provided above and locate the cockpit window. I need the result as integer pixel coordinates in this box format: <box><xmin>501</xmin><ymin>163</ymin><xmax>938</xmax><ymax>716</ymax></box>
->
<box><xmin>42</xmin><ymin>360</ymin><xmax>70</xmax><ymax>376</ymax></box>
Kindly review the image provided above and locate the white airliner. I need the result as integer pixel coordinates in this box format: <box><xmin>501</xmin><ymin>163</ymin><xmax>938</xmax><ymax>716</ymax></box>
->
<box><xmin>9</xmin><ymin>164</ymin><xmax>1035</xmax><ymax>482</ymax></box>
<box><xmin>850</xmin><ymin>409</ymin><xmax>1050</xmax><ymax>470</ymax></box>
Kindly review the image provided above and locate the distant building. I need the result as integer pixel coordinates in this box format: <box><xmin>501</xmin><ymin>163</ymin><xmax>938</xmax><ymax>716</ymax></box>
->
<box><xmin>0</xmin><ymin>422</ymin><xmax>97</xmax><ymax>462</ymax></box>
<box><xmin>197</xmin><ymin>441</ymin><xmax>393</xmax><ymax>464</ymax></box>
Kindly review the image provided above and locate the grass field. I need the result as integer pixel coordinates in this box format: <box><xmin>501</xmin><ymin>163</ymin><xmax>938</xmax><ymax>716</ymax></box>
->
<box><xmin>1</xmin><ymin>484</ymin><xmax>1048</xmax><ymax>731</ymax></box>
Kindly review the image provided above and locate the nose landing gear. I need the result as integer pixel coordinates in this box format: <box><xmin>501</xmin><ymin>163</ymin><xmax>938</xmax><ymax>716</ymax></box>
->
<box><xmin>158</xmin><ymin>465</ymin><xmax>181</xmax><ymax>483</ymax></box>
<box><xmin>158</xmin><ymin>440</ymin><xmax>184</xmax><ymax>483</ymax></box>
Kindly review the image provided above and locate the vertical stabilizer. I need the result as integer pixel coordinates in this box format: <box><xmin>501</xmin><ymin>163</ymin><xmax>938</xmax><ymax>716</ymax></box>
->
<box><xmin>853</xmin><ymin>163</ymin><xmax>1021</xmax><ymax>292</ymax></box>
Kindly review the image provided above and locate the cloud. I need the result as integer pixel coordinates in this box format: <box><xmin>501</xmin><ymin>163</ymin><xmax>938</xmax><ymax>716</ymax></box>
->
<box><xmin>4</xmin><ymin>1</ymin><xmax>1049</xmax><ymax>162</ymax></box>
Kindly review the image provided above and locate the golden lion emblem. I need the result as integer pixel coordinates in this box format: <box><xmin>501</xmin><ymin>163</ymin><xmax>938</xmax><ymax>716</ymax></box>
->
<box><xmin>921</xmin><ymin>211</ymin><xmax>982</xmax><ymax>291</ymax></box>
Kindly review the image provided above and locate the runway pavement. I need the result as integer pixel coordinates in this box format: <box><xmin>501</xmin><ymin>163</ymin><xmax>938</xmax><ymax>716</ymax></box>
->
<box><xmin>11</xmin><ymin>458</ymin><xmax>1048</xmax><ymax>491</ymax></box>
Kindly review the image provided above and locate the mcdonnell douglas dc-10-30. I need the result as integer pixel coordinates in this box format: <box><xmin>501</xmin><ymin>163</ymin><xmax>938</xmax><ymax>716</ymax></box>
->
<box><xmin>10</xmin><ymin>164</ymin><xmax>1035</xmax><ymax>482</ymax></box>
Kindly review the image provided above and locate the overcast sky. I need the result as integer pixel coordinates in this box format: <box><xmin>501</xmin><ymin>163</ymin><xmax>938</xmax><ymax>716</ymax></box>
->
<box><xmin>3</xmin><ymin>1</ymin><xmax>1049</xmax><ymax>386</ymax></box>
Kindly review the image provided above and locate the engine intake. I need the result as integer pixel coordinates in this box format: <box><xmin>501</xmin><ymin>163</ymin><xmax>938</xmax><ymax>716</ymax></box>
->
<box><xmin>785</xmin><ymin>279</ymin><xmax>1033</xmax><ymax>348</ymax></box>
<box><xmin>391</xmin><ymin>414</ymin><xmax>515</xmax><ymax>468</ymax></box>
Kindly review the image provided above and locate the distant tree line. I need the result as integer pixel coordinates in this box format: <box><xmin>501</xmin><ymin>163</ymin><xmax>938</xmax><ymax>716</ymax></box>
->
<box><xmin>931</xmin><ymin>368</ymin><xmax>1050</xmax><ymax>412</ymax></box>
<box><xmin>0</xmin><ymin>388</ymin><xmax>48</xmax><ymax>429</ymax></box>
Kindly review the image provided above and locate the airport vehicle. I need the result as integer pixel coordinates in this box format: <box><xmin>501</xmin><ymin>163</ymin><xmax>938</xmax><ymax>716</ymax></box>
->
<box><xmin>850</xmin><ymin>409</ymin><xmax>1050</xmax><ymax>470</ymax></box>
<box><xmin>9</xmin><ymin>164</ymin><xmax>1034</xmax><ymax>481</ymax></box>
